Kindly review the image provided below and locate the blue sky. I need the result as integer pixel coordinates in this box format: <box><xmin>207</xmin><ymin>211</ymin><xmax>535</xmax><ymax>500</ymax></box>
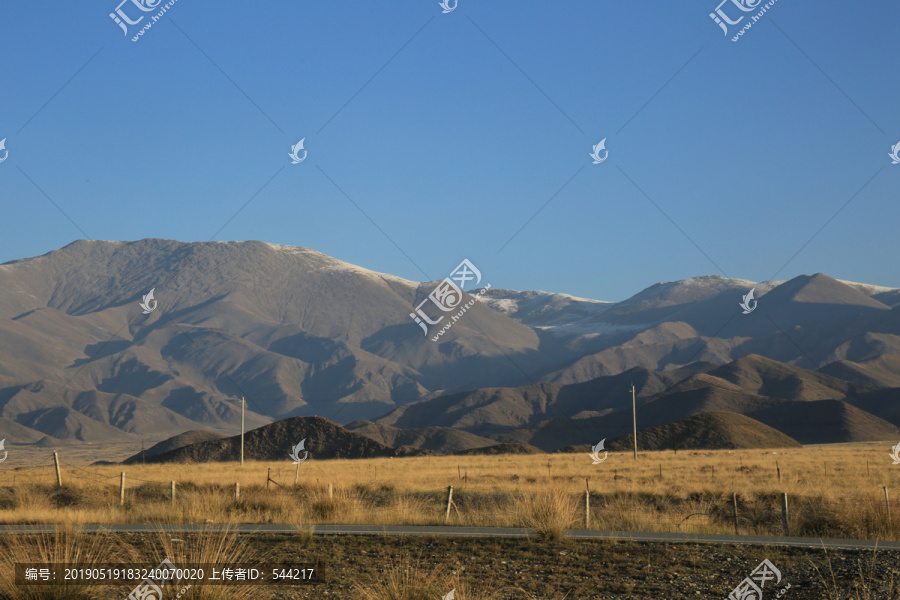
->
<box><xmin>0</xmin><ymin>0</ymin><xmax>897</xmax><ymax>301</ymax></box>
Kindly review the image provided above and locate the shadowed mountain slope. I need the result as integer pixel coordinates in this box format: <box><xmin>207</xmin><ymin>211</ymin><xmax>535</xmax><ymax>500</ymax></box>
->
<box><xmin>581</xmin><ymin>411</ymin><xmax>802</xmax><ymax>451</ymax></box>
<box><xmin>131</xmin><ymin>416</ymin><xmax>430</xmax><ymax>464</ymax></box>
<box><xmin>122</xmin><ymin>429</ymin><xmax>227</xmax><ymax>464</ymax></box>
<box><xmin>1</xmin><ymin>239</ymin><xmax>898</xmax><ymax>446</ymax></box>
<box><xmin>344</xmin><ymin>420</ymin><xmax>497</xmax><ymax>454</ymax></box>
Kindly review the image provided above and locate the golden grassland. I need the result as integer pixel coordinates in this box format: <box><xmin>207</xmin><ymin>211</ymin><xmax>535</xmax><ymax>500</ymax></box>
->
<box><xmin>2</xmin><ymin>443</ymin><xmax>900</xmax><ymax>540</ymax></box>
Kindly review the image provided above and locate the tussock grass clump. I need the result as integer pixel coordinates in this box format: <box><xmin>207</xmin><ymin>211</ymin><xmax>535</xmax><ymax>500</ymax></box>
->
<box><xmin>0</xmin><ymin>525</ymin><xmax>133</xmax><ymax>600</ymax></box>
<box><xmin>519</xmin><ymin>486</ymin><xmax>578</xmax><ymax>541</ymax></box>
<box><xmin>151</xmin><ymin>522</ymin><xmax>256</xmax><ymax>600</ymax></box>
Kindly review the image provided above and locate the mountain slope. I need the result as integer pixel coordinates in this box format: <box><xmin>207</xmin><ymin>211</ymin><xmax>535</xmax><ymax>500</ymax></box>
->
<box><xmin>133</xmin><ymin>416</ymin><xmax>429</xmax><ymax>463</ymax></box>
<box><xmin>344</xmin><ymin>420</ymin><xmax>498</xmax><ymax>454</ymax></box>
<box><xmin>604</xmin><ymin>411</ymin><xmax>802</xmax><ymax>450</ymax></box>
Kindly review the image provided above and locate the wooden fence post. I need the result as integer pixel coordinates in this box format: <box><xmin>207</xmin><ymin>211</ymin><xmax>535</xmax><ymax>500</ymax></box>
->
<box><xmin>584</xmin><ymin>490</ymin><xmax>590</xmax><ymax>529</ymax></box>
<box><xmin>732</xmin><ymin>492</ymin><xmax>739</xmax><ymax>535</ymax></box>
<box><xmin>170</xmin><ymin>481</ymin><xmax>176</xmax><ymax>504</ymax></box>
<box><xmin>267</xmin><ymin>468</ymin><xmax>271</xmax><ymax>490</ymax></box>
<box><xmin>884</xmin><ymin>486</ymin><xmax>892</xmax><ymax>529</ymax></box>
<box><xmin>776</xmin><ymin>461</ymin><xmax>781</xmax><ymax>482</ymax></box>
<box><xmin>53</xmin><ymin>452</ymin><xmax>62</xmax><ymax>487</ymax></box>
<box><xmin>120</xmin><ymin>473</ymin><xmax>125</xmax><ymax>506</ymax></box>
<box><xmin>444</xmin><ymin>486</ymin><xmax>453</xmax><ymax>522</ymax></box>
<box><xmin>780</xmin><ymin>493</ymin><xmax>790</xmax><ymax>536</ymax></box>
<box><xmin>235</xmin><ymin>482</ymin><xmax>240</xmax><ymax>501</ymax></box>
<box><xmin>328</xmin><ymin>483</ymin><xmax>333</xmax><ymax>500</ymax></box>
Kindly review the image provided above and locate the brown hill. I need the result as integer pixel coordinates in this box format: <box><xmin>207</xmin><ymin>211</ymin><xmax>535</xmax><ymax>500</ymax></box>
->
<box><xmin>491</xmin><ymin>358</ymin><xmax>900</xmax><ymax>450</ymax></box>
<box><xmin>122</xmin><ymin>429</ymin><xmax>227</xmax><ymax>464</ymax></box>
<box><xmin>133</xmin><ymin>416</ymin><xmax>430</xmax><ymax>464</ymax></box>
<box><xmin>344</xmin><ymin>421</ymin><xmax>496</xmax><ymax>454</ymax></box>
<box><xmin>604</xmin><ymin>412</ymin><xmax>801</xmax><ymax>451</ymax></box>
<box><xmin>453</xmin><ymin>443</ymin><xmax>544</xmax><ymax>456</ymax></box>
<box><xmin>375</xmin><ymin>365</ymin><xmax>698</xmax><ymax>436</ymax></box>
<box><xmin>707</xmin><ymin>354</ymin><xmax>877</xmax><ymax>401</ymax></box>
<box><xmin>818</xmin><ymin>355</ymin><xmax>900</xmax><ymax>389</ymax></box>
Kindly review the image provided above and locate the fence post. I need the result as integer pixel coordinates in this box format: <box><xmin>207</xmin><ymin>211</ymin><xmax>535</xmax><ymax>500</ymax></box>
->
<box><xmin>885</xmin><ymin>486</ymin><xmax>892</xmax><ymax>529</ymax></box>
<box><xmin>444</xmin><ymin>486</ymin><xmax>453</xmax><ymax>522</ymax></box>
<box><xmin>53</xmin><ymin>452</ymin><xmax>62</xmax><ymax>487</ymax></box>
<box><xmin>732</xmin><ymin>492</ymin><xmax>739</xmax><ymax>535</ymax></box>
<box><xmin>328</xmin><ymin>482</ymin><xmax>333</xmax><ymax>500</ymax></box>
<box><xmin>235</xmin><ymin>482</ymin><xmax>240</xmax><ymax>501</ymax></box>
<box><xmin>584</xmin><ymin>490</ymin><xmax>590</xmax><ymax>529</ymax></box>
<box><xmin>267</xmin><ymin>468</ymin><xmax>271</xmax><ymax>490</ymax></box>
<box><xmin>780</xmin><ymin>493</ymin><xmax>790</xmax><ymax>536</ymax></box>
<box><xmin>120</xmin><ymin>473</ymin><xmax>125</xmax><ymax>506</ymax></box>
<box><xmin>170</xmin><ymin>481</ymin><xmax>176</xmax><ymax>504</ymax></box>
<box><xmin>776</xmin><ymin>461</ymin><xmax>781</xmax><ymax>482</ymax></box>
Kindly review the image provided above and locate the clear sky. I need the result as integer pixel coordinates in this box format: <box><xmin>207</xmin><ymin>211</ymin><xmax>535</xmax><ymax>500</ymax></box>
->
<box><xmin>1</xmin><ymin>0</ymin><xmax>897</xmax><ymax>301</ymax></box>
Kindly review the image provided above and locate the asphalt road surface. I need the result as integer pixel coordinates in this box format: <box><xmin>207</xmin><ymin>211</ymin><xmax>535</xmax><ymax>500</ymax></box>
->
<box><xmin>1</xmin><ymin>523</ymin><xmax>898</xmax><ymax>550</ymax></box>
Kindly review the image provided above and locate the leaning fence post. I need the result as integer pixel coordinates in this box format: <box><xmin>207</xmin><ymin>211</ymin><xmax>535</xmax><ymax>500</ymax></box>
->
<box><xmin>53</xmin><ymin>452</ymin><xmax>62</xmax><ymax>487</ymax></box>
<box><xmin>120</xmin><ymin>473</ymin><xmax>125</xmax><ymax>506</ymax></box>
<box><xmin>732</xmin><ymin>492</ymin><xmax>739</xmax><ymax>535</ymax></box>
<box><xmin>170</xmin><ymin>481</ymin><xmax>176</xmax><ymax>504</ymax></box>
<box><xmin>884</xmin><ymin>486</ymin><xmax>892</xmax><ymax>529</ymax></box>
<box><xmin>445</xmin><ymin>486</ymin><xmax>454</xmax><ymax>522</ymax></box>
<box><xmin>780</xmin><ymin>493</ymin><xmax>790</xmax><ymax>536</ymax></box>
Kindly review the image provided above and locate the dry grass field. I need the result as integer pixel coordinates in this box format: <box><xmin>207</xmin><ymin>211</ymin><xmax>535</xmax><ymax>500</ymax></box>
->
<box><xmin>2</xmin><ymin>442</ymin><xmax>900</xmax><ymax>541</ymax></box>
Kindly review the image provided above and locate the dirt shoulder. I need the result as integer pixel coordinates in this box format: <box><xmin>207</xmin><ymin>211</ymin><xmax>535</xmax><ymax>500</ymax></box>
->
<box><xmin>102</xmin><ymin>533</ymin><xmax>900</xmax><ymax>599</ymax></box>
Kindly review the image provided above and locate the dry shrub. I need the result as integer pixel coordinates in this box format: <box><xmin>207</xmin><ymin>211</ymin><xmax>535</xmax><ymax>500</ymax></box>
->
<box><xmin>0</xmin><ymin>525</ymin><xmax>134</xmax><ymax>600</ymax></box>
<box><xmin>518</xmin><ymin>487</ymin><xmax>578</xmax><ymax>542</ymax></box>
<box><xmin>150</xmin><ymin>522</ymin><xmax>256</xmax><ymax>600</ymax></box>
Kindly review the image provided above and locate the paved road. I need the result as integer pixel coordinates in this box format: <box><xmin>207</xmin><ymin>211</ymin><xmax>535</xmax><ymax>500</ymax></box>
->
<box><xmin>1</xmin><ymin>523</ymin><xmax>898</xmax><ymax>551</ymax></box>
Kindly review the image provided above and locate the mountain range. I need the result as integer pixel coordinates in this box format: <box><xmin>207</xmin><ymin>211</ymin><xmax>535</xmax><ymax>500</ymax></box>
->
<box><xmin>0</xmin><ymin>239</ymin><xmax>898</xmax><ymax>451</ymax></box>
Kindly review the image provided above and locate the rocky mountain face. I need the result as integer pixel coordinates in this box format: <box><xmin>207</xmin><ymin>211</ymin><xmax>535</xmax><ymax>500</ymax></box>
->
<box><xmin>0</xmin><ymin>238</ymin><xmax>898</xmax><ymax>448</ymax></box>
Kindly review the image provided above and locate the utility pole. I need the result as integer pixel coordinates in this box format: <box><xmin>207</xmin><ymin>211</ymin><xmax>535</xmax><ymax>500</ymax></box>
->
<box><xmin>240</xmin><ymin>396</ymin><xmax>245</xmax><ymax>466</ymax></box>
<box><xmin>631</xmin><ymin>384</ymin><xmax>637</xmax><ymax>460</ymax></box>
